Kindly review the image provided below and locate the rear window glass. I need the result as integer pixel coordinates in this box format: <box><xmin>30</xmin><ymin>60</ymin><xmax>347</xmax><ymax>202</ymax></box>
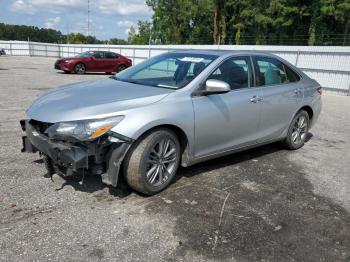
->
<box><xmin>106</xmin><ymin>52</ymin><xmax>117</xmax><ymax>59</ymax></box>
<box><xmin>255</xmin><ymin>56</ymin><xmax>300</xmax><ymax>86</ymax></box>
<box><xmin>284</xmin><ymin>65</ymin><xmax>301</xmax><ymax>82</ymax></box>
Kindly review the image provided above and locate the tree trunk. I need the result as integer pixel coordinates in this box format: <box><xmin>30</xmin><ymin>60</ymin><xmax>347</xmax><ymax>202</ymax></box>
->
<box><xmin>220</xmin><ymin>14</ymin><xmax>226</xmax><ymax>44</ymax></box>
<box><xmin>213</xmin><ymin>7</ymin><xmax>219</xmax><ymax>44</ymax></box>
<box><xmin>235</xmin><ymin>27</ymin><xmax>241</xmax><ymax>45</ymax></box>
<box><xmin>308</xmin><ymin>24</ymin><xmax>316</xmax><ymax>46</ymax></box>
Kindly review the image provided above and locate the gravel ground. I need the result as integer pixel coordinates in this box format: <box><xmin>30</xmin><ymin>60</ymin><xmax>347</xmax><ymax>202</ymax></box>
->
<box><xmin>0</xmin><ymin>56</ymin><xmax>350</xmax><ymax>262</ymax></box>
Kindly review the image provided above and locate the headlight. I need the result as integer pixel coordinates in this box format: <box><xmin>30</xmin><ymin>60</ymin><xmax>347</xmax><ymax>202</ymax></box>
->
<box><xmin>45</xmin><ymin>116</ymin><xmax>124</xmax><ymax>141</ymax></box>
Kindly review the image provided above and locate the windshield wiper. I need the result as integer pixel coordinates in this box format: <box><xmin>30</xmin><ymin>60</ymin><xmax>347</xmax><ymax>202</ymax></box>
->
<box><xmin>111</xmin><ymin>77</ymin><xmax>172</xmax><ymax>88</ymax></box>
<box><xmin>111</xmin><ymin>77</ymin><xmax>139</xmax><ymax>85</ymax></box>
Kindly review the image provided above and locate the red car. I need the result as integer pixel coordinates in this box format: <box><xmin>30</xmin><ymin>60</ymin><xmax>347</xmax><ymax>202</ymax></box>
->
<box><xmin>54</xmin><ymin>51</ymin><xmax>132</xmax><ymax>74</ymax></box>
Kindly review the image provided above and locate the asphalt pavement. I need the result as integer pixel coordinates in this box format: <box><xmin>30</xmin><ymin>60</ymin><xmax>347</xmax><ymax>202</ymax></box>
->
<box><xmin>0</xmin><ymin>56</ymin><xmax>349</xmax><ymax>262</ymax></box>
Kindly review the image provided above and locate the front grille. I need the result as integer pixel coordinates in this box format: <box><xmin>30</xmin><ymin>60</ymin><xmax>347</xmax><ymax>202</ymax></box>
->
<box><xmin>29</xmin><ymin>120</ymin><xmax>53</xmax><ymax>136</ymax></box>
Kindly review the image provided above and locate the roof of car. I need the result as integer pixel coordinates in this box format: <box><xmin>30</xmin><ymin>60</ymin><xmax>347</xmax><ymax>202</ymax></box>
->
<box><xmin>171</xmin><ymin>49</ymin><xmax>277</xmax><ymax>57</ymax></box>
<box><xmin>91</xmin><ymin>50</ymin><xmax>115</xmax><ymax>53</ymax></box>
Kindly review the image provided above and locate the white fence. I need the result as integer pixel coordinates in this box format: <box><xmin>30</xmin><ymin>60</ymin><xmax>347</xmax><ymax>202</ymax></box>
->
<box><xmin>1</xmin><ymin>40</ymin><xmax>349</xmax><ymax>94</ymax></box>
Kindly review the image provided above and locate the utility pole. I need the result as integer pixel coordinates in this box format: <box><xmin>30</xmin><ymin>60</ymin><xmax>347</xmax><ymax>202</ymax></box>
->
<box><xmin>87</xmin><ymin>0</ymin><xmax>90</xmax><ymax>36</ymax></box>
<box><xmin>67</xmin><ymin>23</ymin><xmax>70</xmax><ymax>44</ymax></box>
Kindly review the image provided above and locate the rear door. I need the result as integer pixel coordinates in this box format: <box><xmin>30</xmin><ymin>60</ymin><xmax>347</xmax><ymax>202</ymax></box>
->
<box><xmin>192</xmin><ymin>56</ymin><xmax>263</xmax><ymax>158</ymax></box>
<box><xmin>105</xmin><ymin>52</ymin><xmax>119</xmax><ymax>71</ymax></box>
<box><xmin>253</xmin><ymin>56</ymin><xmax>303</xmax><ymax>141</ymax></box>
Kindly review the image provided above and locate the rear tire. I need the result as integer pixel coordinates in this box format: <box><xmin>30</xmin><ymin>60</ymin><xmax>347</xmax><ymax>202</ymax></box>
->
<box><xmin>123</xmin><ymin>129</ymin><xmax>181</xmax><ymax>195</ymax></box>
<box><xmin>74</xmin><ymin>63</ymin><xmax>86</xmax><ymax>74</ymax></box>
<box><xmin>116</xmin><ymin>65</ymin><xmax>126</xmax><ymax>73</ymax></box>
<box><xmin>283</xmin><ymin>110</ymin><xmax>310</xmax><ymax>150</ymax></box>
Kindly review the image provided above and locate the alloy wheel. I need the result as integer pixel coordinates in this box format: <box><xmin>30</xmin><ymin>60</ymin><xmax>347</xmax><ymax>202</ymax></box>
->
<box><xmin>291</xmin><ymin>115</ymin><xmax>308</xmax><ymax>145</ymax></box>
<box><xmin>146</xmin><ymin>138</ymin><xmax>178</xmax><ymax>187</ymax></box>
<box><xmin>75</xmin><ymin>63</ymin><xmax>85</xmax><ymax>74</ymax></box>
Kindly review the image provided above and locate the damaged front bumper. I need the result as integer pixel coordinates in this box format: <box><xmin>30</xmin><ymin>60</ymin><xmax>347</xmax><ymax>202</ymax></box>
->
<box><xmin>20</xmin><ymin>119</ymin><xmax>133</xmax><ymax>187</ymax></box>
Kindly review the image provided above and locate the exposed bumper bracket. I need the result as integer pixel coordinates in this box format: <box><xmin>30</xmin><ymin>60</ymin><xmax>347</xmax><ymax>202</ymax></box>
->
<box><xmin>21</xmin><ymin>119</ymin><xmax>133</xmax><ymax>187</ymax></box>
<box><xmin>102</xmin><ymin>143</ymin><xmax>131</xmax><ymax>187</ymax></box>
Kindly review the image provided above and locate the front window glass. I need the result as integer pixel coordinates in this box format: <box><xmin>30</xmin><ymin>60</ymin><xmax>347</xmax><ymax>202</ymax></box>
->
<box><xmin>75</xmin><ymin>51</ymin><xmax>94</xmax><ymax>58</ymax></box>
<box><xmin>94</xmin><ymin>52</ymin><xmax>105</xmax><ymax>59</ymax></box>
<box><xmin>115</xmin><ymin>53</ymin><xmax>218</xmax><ymax>89</ymax></box>
<box><xmin>208</xmin><ymin>57</ymin><xmax>253</xmax><ymax>89</ymax></box>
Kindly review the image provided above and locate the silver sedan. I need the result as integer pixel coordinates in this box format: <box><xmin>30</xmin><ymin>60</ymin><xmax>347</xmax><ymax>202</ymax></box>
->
<box><xmin>21</xmin><ymin>50</ymin><xmax>322</xmax><ymax>195</ymax></box>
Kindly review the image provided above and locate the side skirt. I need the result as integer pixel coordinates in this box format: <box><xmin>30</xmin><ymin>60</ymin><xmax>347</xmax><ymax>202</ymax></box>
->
<box><xmin>184</xmin><ymin>137</ymin><xmax>284</xmax><ymax>167</ymax></box>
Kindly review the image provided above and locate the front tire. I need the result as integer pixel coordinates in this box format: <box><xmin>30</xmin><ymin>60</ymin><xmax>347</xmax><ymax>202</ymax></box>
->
<box><xmin>123</xmin><ymin>129</ymin><xmax>181</xmax><ymax>195</ymax></box>
<box><xmin>283</xmin><ymin>110</ymin><xmax>310</xmax><ymax>150</ymax></box>
<box><xmin>74</xmin><ymin>63</ymin><xmax>86</xmax><ymax>74</ymax></box>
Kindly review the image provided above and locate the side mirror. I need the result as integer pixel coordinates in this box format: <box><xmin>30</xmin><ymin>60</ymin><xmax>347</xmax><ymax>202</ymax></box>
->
<box><xmin>200</xmin><ymin>79</ymin><xmax>231</xmax><ymax>95</ymax></box>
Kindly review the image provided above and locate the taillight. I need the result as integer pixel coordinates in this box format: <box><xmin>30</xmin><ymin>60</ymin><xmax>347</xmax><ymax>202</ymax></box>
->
<box><xmin>316</xmin><ymin>85</ymin><xmax>322</xmax><ymax>95</ymax></box>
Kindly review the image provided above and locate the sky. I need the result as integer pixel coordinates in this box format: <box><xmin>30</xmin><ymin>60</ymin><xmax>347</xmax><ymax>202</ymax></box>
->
<box><xmin>0</xmin><ymin>0</ymin><xmax>153</xmax><ymax>40</ymax></box>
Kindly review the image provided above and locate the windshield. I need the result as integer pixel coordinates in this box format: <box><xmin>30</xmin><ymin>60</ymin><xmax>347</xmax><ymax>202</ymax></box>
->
<box><xmin>115</xmin><ymin>53</ymin><xmax>218</xmax><ymax>89</ymax></box>
<box><xmin>75</xmin><ymin>51</ymin><xmax>94</xmax><ymax>58</ymax></box>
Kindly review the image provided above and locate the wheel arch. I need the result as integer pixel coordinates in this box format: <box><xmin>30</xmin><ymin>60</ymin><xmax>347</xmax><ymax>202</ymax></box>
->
<box><xmin>74</xmin><ymin>62</ymin><xmax>86</xmax><ymax>71</ymax></box>
<box><xmin>299</xmin><ymin>105</ymin><xmax>314</xmax><ymax>121</ymax></box>
<box><xmin>116</xmin><ymin>64</ymin><xmax>128</xmax><ymax>72</ymax></box>
<box><xmin>130</xmin><ymin>124</ymin><xmax>191</xmax><ymax>167</ymax></box>
<box><xmin>283</xmin><ymin>104</ymin><xmax>314</xmax><ymax>139</ymax></box>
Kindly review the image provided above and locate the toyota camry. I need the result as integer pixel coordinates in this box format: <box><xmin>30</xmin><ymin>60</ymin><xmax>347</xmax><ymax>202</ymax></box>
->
<box><xmin>21</xmin><ymin>50</ymin><xmax>322</xmax><ymax>195</ymax></box>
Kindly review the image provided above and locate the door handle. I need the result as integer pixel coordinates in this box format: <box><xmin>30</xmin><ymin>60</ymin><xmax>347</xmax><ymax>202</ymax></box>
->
<box><xmin>250</xmin><ymin>96</ymin><xmax>263</xmax><ymax>103</ymax></box>
<box><xmin>294</xmin><ymin>88</ymin><xmax>301</xmax><ymax>95</ymax></box>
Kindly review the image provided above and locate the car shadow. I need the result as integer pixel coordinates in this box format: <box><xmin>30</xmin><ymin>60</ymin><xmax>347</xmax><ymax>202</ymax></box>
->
<box><xmin>36</xmin><ymin>133</ymin><xmax>313</xmax><ymax>198</ymax></box>
<box><xmin>52</xmin><ymin>174</ymin><xmax>132</xmax><ymax>198</ymax></box>
<box><xmin>174</xmin><ymin>142</ymin><xmax>283</xmax><ymax>183</ymax></box>
<box><xmin>40</xmin><ymin>145</ymin><xmax>278</xmax><ymax>196</ymax></box>
<box><xmin>177</xmin><ymin>132</ymin><xmax>313</xmax><ymax>181</ymax></box>
<box><xmin>305</xmin><ymin>132</ymin><xmax>313</xmax><ymax>142</ymax></box>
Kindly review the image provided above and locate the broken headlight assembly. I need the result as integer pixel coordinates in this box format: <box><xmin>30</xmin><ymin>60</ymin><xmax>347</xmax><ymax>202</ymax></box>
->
<box><xmin>45</xmin><ymin>116</ymin><xmax>124</xmax><ymax>141</ymax></box>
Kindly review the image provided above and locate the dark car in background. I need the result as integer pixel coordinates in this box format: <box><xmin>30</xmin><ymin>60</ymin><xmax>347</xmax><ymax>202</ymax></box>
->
<box><xmin>0</xmin><ymin>48</ymin><xmax>6</xmax><ymax>55</ymax></box>
<box><xmin>54</xmin><ymin>51</ymin><xmax>132</xmax><ymax>74</ymax></box>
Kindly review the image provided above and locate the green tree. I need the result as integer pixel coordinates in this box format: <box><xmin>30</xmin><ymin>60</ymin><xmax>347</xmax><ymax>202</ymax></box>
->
<box><xmin>146</xmin><ymin>0</ymin><xmax>213</xmax><ymax>44</ymax></box>
<box><xmin>0</xmin><ymin>23</ymin><xmax>64</xmax><ymax>43</ymax></box>
<box><xmin>0</xmin><ymin>23</ymin><xmax>128</xmax><ymax>45</ymax></box>
<box><xmin>128</xmin><ymin>21</ymin><xmax>152</xmax><ymax>44</ymax></box>
<box><xmin>108</xmin><ymin>38</ymin><xmax>128</xmax><ymax>45</ymax></box>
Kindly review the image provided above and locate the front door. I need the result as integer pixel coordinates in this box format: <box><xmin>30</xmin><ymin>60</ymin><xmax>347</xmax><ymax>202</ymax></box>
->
<box><xmin>94</xmin><ymin>52</ymin><xmax>110</xmax><ymax>71</ymax></box>
<box><xmin>192</xmin><ymin>56</ymin><xmax>263</xmax><ymax>158</ymax></box>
